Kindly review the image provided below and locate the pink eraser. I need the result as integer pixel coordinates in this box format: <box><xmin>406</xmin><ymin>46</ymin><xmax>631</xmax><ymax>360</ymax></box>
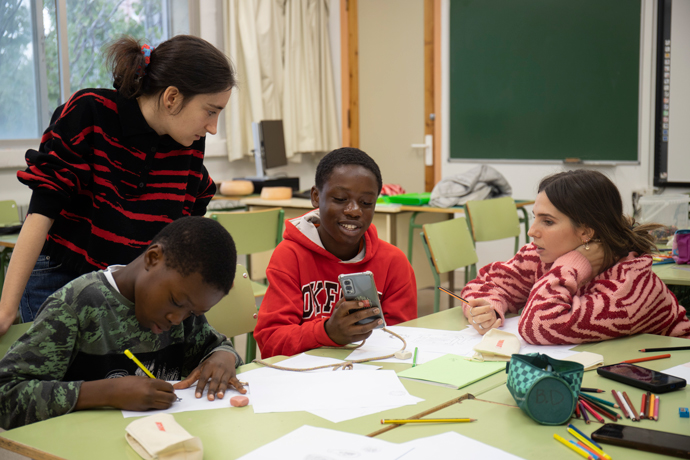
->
<box><xmin>230</xmin><ymin>395</ymin><xmax>249</xmax><ymax>407</ymax></box>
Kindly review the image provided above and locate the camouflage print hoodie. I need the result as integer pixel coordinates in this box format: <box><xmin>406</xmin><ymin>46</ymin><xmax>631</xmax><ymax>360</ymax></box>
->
<box><xmin>0</xmin><ymin>271</ymin><xmax>241</xmax><ymax>429</ymax></box>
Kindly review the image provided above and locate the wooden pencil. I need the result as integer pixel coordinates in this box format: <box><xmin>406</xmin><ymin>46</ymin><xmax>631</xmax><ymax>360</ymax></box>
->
<box><xmin>621</xmin><ymin>391</ymin><xmax>639</xmax><ymax>422</ymax></box>
<box><xmin>648</xmin><ymin>393</ymin><xmax>655</xmax><ymax>420</ymax></box>
<box><xmin>640</xmin><ymin>393</ymin><xmax>647</xmax><ymax>419</ymax></box>
<box><xmin>579</xmin><ymin>401</ymin><xmax>591</xmax><ymax>424</ymax></box>
<box><xmin>611</xmin><ymin>390</ymin><xmax>629</xmax><ymax>419</ymax></box>
<box><xmin>579</xmin><ymin>399</ymin><xmax>606</xmax><ymax>423</ymax></box>
<box><xmin>654</xmin><ymin>395</ymin><xmax>660</xmax><ymax>421</ymax></box>
<box><xmin>579</xmin><ymin>396</ymin><xmax>619</xmax><ymax>421</ymax></box>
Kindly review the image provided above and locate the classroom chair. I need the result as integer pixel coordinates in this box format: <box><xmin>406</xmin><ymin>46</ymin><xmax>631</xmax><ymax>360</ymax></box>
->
<box><xmin>464</xmin><ymin>197</ymin><xmax>522</xmax><ymax>278</ymax></box>
<box><xmin>421</xmin><ymin>217</ymin><xmax>478</xmax><ymax>313</ymax></box>
<box><xmin>205</xmin><ymin>264</ymin><xmax>258</xmax><ymax>363</ymax></box>
<box><xmin>209</xmin><ymin>208</ymin><xmax>284</xmax><ymax>361</ymax></box>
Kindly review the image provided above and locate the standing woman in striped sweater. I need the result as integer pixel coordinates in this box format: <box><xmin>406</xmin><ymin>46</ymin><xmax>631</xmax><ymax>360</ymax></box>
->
<box><xmin>0</xmin><ymin>35</ymin><xmax>235</xmax><ymax>335</ymax></box>
<box><xmin>461</xmin><ymin>170</ymin><xmax>690</xmax><ymax>344</ymax></box>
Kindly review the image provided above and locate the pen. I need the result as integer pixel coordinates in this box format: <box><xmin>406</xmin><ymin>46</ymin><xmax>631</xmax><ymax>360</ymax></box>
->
<box><xmin>437</xmin><ymin>286</ymin><xmax>471</xmax><ymax>305</ymax></box>
<box><xmin>381</xmin><ymin>418</ymin><xmax>477</xmax><ymax>424</ymax></box>
<box><xmin>124</xmin><ymin>349</ymin><xmax>182</xmax><ymax>402</ymax></box>
<box><xmin>412</xmin><ymin>347</ymin><xmax>418</xmax><ymax>367</ymax></box>
<box><xmin>622</xmin><ymin>353</ymin><xmax>671</xmax><ymax>364</ymax></box>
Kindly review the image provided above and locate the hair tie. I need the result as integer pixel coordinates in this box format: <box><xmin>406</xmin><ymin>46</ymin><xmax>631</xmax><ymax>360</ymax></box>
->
<box><xmin>139</xmin><ymin>44</ymin><xmax>154</xmax><ymax>75</ymax></box>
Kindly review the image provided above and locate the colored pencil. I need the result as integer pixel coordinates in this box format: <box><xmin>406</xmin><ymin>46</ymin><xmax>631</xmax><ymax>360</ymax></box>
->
<box><xmin>621</xmin><ymin>391</ymin><xmax>639</xmax><ymax>422</ymax></box>
<box><xmin>640</xmin><ymin>393</ymin><xmax>647</xmax><ymax>419</ymax></box>
<box><xmin>580</xmin><ymin>399</ymin><xmax>606</xmax><ymax>423</ymax></box>
<box><xmin>570</xmin><ymin>439</ymin><xmax>601</xmax><ymax>460</ymax></box>
<box><xmin>580</xmin><ymin>387</ymin><xmax>604</xmax><ymax>393</ymax></box>
<box><xmin>617</xmin><ymin>390</ymin><xmax>634</xmax><ymax>420</ymax></box>
<box><xmin>568</xmin><ymin>427</ymin><xmax>610</xmax><ymax>460</ymax></box>
<box><xmin>568</xmin><ymin>423</ymin><xmax>603</xmax><ymax>450</ymax></box>
<box><xmin>654</xmin><ymin>395</ymin><xmax>660</xmax><ymax>421</ymax></box>
<box><xmin>412</xmin><ymin>347</ymin><xmax>418</xmax><ymax>367</ymax></box>
<box><xmin>579</xmin><ymin>392</ymin><xmax>618</xmax><ymax>409</ymax></box>
<box><xmin>580</xmin><ymin>401</ymin><xmax>591</xmax><ymax>424</ymax></box>
<box><xmin>579</xmin><ymin>397</ymin><xmax>619</xmax><ymax>422</ymax></box>
<box><xmin>611</xmin><ymin>390</ymin><xmax>629</xmax><ymax>419</ymax></box>
<box><xmin>574</xmin><ymin>402</ymin><xmax>581</xmax><ymax>418</ymax></box>
<box><xmin>571</xmin><ymin>440</ymin><xmax>601</xmax><ymax>460</ymax></box>
<box><xmin>622</xmin><ymin>353</ymin><xmax>671</xmax><ymax>364</ymax></box>
<box><xmin>380</xmin><ymin>418</ymin><xmax>476</xmax><ymax>424</ymax></box>
<box><xmin>639</xmin><ymin>346</ymin><xmax>690</xmax><ymax>352</ymax></box>
<box><xmin>437</xmin><ymin>286</ymin><xmax>471</xmax><ymax>305</ymax></box>
<box><xmin>554</xmin><ymin>434</ymin><xmax>595</xmax><ymax>460</ymax></box>
<box><xmin>648</xmin><ymin>393</ymin><xmax>655</xmax><ymax>420</ymax></box>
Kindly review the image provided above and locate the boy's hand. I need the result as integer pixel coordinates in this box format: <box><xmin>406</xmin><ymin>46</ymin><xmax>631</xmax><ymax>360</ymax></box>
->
<box><xmin>173</xmin><ymin>351</ymin><xmax>246</xmax><ymax>401</ymax></box>
<box><xmin>325</xmin><ymin>298</ymin><xmax>382</xmax><ymax>345</ymax></box>
<box><xmin>78</xmin><ymin>376</ymin><xmax>176</xmax><ymax>411</ymax></box>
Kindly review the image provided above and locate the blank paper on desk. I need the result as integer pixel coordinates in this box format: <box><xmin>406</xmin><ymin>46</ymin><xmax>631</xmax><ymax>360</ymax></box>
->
<box><xmin>250</xmin><ymin>369</ymin><xmax>419</xmax><ymax>413</ymax></box>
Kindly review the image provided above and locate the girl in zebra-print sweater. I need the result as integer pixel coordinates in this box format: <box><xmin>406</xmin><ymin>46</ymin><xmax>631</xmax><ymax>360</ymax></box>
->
<box><xmin>461</xmin><ymin>170</ymin><xmax>690</xmax><ymax>344</ymax></box>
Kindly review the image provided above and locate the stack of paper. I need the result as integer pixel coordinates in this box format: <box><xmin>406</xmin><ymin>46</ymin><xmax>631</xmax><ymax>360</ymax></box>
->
<box><xmin>397</xmin><ymin>354</ymin><xmax>506</xmax><ymax>389</ymax></box>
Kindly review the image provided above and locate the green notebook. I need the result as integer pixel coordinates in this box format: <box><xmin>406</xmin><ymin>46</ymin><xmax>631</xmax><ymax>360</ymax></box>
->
<box><xmin>398</xmin><ymin>354</ymin><xmax>506</xmax><ymax>389</ymax></box>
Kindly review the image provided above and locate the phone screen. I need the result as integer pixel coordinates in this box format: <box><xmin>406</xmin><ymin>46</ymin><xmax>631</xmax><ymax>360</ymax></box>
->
<box><xmin>597</xmin><ymin>363</ymin><xmax>686</xmax><ymax>392</ymax></box>
<box><xmin>592</xmin><ymin>423</ymin><xmax>690</xmax><ymax>458</ymax></box>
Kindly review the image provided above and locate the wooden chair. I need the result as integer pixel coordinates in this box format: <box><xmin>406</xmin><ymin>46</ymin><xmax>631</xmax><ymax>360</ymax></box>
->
<box><xmin>209</xmin><ymin>208</ymin><xmax>284</xmax><ymax>361</ymax></box>
<box><xmin>204</xmin><ymin>264</ymin><xmax>259</xmax><ymax>363</ymax></box>
<box><xmin>464</xmin><ymin>196</ymin><xmax>522</xmax><ymax>278</ymax></box>
<box><xmin>421</xmin><ymin>217</ymin><xmax>478</xmax><ymax>313</ymax></box>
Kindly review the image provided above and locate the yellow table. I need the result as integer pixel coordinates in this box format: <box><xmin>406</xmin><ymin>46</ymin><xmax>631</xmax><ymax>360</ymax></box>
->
<box><xmin>1</xmin><ymin>309</ymin><xmax>688</xmax><ymax>459</ymax></box>
<box><xmin>652</xmin><ymin>261</ymin><xmax>690</xmax><ymax>286</ymax></box>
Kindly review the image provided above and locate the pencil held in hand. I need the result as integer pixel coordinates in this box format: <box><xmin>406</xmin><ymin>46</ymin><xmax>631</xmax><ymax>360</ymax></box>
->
<box><xmin>437</xmin><ymin>287</ymin><xmax>471</xmax><ymax>305</ymax></box>
<box><xmin>124</xmin><ymin>349</ymin><xmax>155</xmax><ymax>378</ymax></box>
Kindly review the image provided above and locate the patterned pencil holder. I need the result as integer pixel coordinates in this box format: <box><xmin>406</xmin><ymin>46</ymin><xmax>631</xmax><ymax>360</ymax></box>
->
<box><xmin>506</xmin><ymin>353</ymin><xmax>584</xmax><ymax>425</ymax></box>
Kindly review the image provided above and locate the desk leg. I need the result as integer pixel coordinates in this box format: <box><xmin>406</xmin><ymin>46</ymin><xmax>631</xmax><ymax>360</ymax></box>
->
<box><xmin>407</xmin><ymin>212</ymin><xmax>421</xmax><ymax>262</ymax></box>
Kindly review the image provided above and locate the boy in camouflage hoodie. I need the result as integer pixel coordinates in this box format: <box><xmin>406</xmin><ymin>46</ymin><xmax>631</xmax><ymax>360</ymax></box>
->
<box><xmin>0</xmin><ymin>216</ymin><xmax>245</xmax><ymax>429</ymax></box>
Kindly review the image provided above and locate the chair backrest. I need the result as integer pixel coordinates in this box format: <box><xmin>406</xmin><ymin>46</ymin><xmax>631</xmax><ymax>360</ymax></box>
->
<box><xmin>204</xmin><ymin>264</ymin><xmax>257</xmax><ymax>339</ymax></box>
<box><xmin>423</xmin><ymin>217</ymin><xmax>478</xmax><ymax>275</ymax></box>
<box><xmin>0</xmin><ymin>200</ymin><xmax>20</xmax><ymax>226</ymax></box>
<box><xmin>210</xmin><ymin>208</ymin><xmax>284</xmax><ymax>255</ymax></box>
<box><xmin>465</xmin><ymin>196</ymin><xmax>521</xmax><ymax>242</ymax></box>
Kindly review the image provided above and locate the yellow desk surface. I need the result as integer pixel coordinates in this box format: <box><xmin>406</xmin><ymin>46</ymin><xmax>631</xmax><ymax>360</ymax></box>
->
<box><xmin>2</xmin><ymin>310</ymin><xmax>688</xmax><ymax>459</ymax></box>
<box><xmin>653</xmin><ymin>261</ymin><xmax>690</xmax><ymax>286</ymax></box>
<box><xmin>0</xmin><ymin>234</ymin><xmax>17</xmax><ymax>249</ymax></box>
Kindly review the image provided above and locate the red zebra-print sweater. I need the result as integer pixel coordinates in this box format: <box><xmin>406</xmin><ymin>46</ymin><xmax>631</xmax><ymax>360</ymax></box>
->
<box><xmin>461</xmin><ymin>243</ymin><xmax>690</xmax><ymax>344</ymax></box>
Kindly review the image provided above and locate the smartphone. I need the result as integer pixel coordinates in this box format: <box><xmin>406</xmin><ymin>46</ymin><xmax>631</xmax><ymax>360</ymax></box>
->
<box><xmin>338</xmin><ymin>271</ymin><xmax>385</xmax><ymax>329</ymax></box>
<box><xmin>591</xmin><ymin>423</ymin><xmax>690</xmax><ymax>458</ymax></box>
<box><xmin>596</xmin><ymin>363</ymin><xmax>686</xmax><ymax>393</ymax></box>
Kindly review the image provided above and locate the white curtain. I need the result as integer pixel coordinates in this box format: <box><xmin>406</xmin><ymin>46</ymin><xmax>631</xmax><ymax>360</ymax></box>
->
<box><xmin>224</xmin><ymin>0</ymin><xmax>339</xmax><ymax>161</ymax></box>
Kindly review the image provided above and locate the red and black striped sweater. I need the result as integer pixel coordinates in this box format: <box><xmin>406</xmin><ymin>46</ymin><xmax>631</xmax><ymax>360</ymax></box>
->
<box><xmin>17</xmin><ymin>89</ymin><xmax>216</xmax><ymax>275</ymax></box>
<box><xmin>461</xmin><ymin>243</ymin><xmax>690</xmax><ymax>344</ymax></box>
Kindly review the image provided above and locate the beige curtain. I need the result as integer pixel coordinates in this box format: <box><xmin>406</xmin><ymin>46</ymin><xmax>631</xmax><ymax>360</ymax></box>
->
<box><xmin>224</xmin><ymin>0</ymin><xmax>339</xmax><ymax>161</ymax></box>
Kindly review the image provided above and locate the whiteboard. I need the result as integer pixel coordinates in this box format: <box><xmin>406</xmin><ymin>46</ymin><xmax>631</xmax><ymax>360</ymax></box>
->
<box><xmin>666</xmin><ymin>0</ymin><xmax>690</xmax><ymax>183</ymax></box>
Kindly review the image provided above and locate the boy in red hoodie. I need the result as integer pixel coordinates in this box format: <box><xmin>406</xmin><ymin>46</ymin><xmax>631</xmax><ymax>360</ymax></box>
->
<box><xmin>254</xmin><ymin>148</ymin><xmax>417</xmax><ymax>358</ymax></box>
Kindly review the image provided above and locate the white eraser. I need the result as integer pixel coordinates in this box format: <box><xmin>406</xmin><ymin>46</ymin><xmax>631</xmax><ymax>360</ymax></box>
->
<box><xmin>395</xmin><ymin>350</ymin><xmax>413</xmax><ymax>360</ymax></box>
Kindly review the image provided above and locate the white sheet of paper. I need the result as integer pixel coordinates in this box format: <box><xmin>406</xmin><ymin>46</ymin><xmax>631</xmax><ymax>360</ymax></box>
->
<box><xmin>345</xmin><ymin>318</ymin><xmax>577</xmax><ymax>365</ymax></box>
<box><xmin>662</xmin><ymin>361</ymin><xmax>690</xmax><ymax>381</ymax></box>
<box><xmin>250</xmin><ymin>369</ymin><xmax>419</xmax><ymax>413</ymax></box>
<box><xmin>121</xmin><ymin>382</ymin><xmax>248</xmax><ymax>418</ymax></box>
<box><xmin>237</xmin><ymin>425</ymin><xmax>413</xmax><ymax>460</ymax></box>
<box><xmin>397</xmin><ymin>431</ymin><xmax>525</xmax><ymax>459</ymax></box>
<box><xmin>308</xmin><ymin>395</ymin><xmax>424</xmax><ymax>424</ymax></box>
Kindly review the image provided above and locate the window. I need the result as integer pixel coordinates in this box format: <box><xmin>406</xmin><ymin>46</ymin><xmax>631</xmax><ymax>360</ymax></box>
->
<box><xmin>0</xmin><ymin>0</ymin><xmax>188</xmax><ymax>141</ymax></box>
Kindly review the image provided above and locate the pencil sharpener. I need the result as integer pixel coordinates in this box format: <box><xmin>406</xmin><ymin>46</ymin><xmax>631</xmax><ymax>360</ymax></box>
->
<box><xmin>680</xmin><ymin>407</ymin><xmax>689</xmax><ymax>418</ymax></box>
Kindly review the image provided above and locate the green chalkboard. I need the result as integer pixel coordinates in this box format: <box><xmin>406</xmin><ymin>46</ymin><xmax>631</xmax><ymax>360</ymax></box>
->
<box><xmin>449</xmin><ymin>0</ymin><xmax>641</xmax><ymax>162</ymax></box>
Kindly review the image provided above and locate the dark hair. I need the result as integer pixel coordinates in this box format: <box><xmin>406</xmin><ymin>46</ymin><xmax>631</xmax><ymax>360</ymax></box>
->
<box><xmin>315</xmin><ymin>148</ymin><xmax>383</xmax><ymax>193</ymax></box>
<box><xmin>538</xmin><ymin>170</ymin><xmax>660</xmax><ymax>270</ymax></box>
<box><xmin>106</xmin><ymin>35</ymin><xmax>235</xmax><ymax>108</ymax></box>
<box><xmin>149</xmin><ymin>216</ymin><xmax>237</xmax><ymax>294</ymax></box>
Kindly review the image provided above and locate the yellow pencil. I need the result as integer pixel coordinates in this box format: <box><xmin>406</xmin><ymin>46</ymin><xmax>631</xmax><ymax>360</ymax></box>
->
<box><xmin>568</xmin><ymin>427</ymin><xmax>612</xmax><ymax>460</ymax></box>
<box><xmin>124</xmin><ymin>349</ymin><xmax>181</xmax><ymax>402</ymax></box>
<box><xmin>381</xmin><ymin>418</ymin><xmax>477</xmax><ymax>424</ymax></box>
<box><xmin>553</xmin><ymin>434</ymin><xmax>595</xmax><ymax>460</ymax></box>
<box><xmin>124</xmin><ymin>349</ymin><xmax>156</xmax><ymax>378</ymax></box>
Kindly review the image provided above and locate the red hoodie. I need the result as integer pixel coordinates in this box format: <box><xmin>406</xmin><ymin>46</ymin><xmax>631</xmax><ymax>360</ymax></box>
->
<box><xmin>254</xmin><ymin>210</ymin><xmax>417</xmax><ymax>358</ymax></box>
